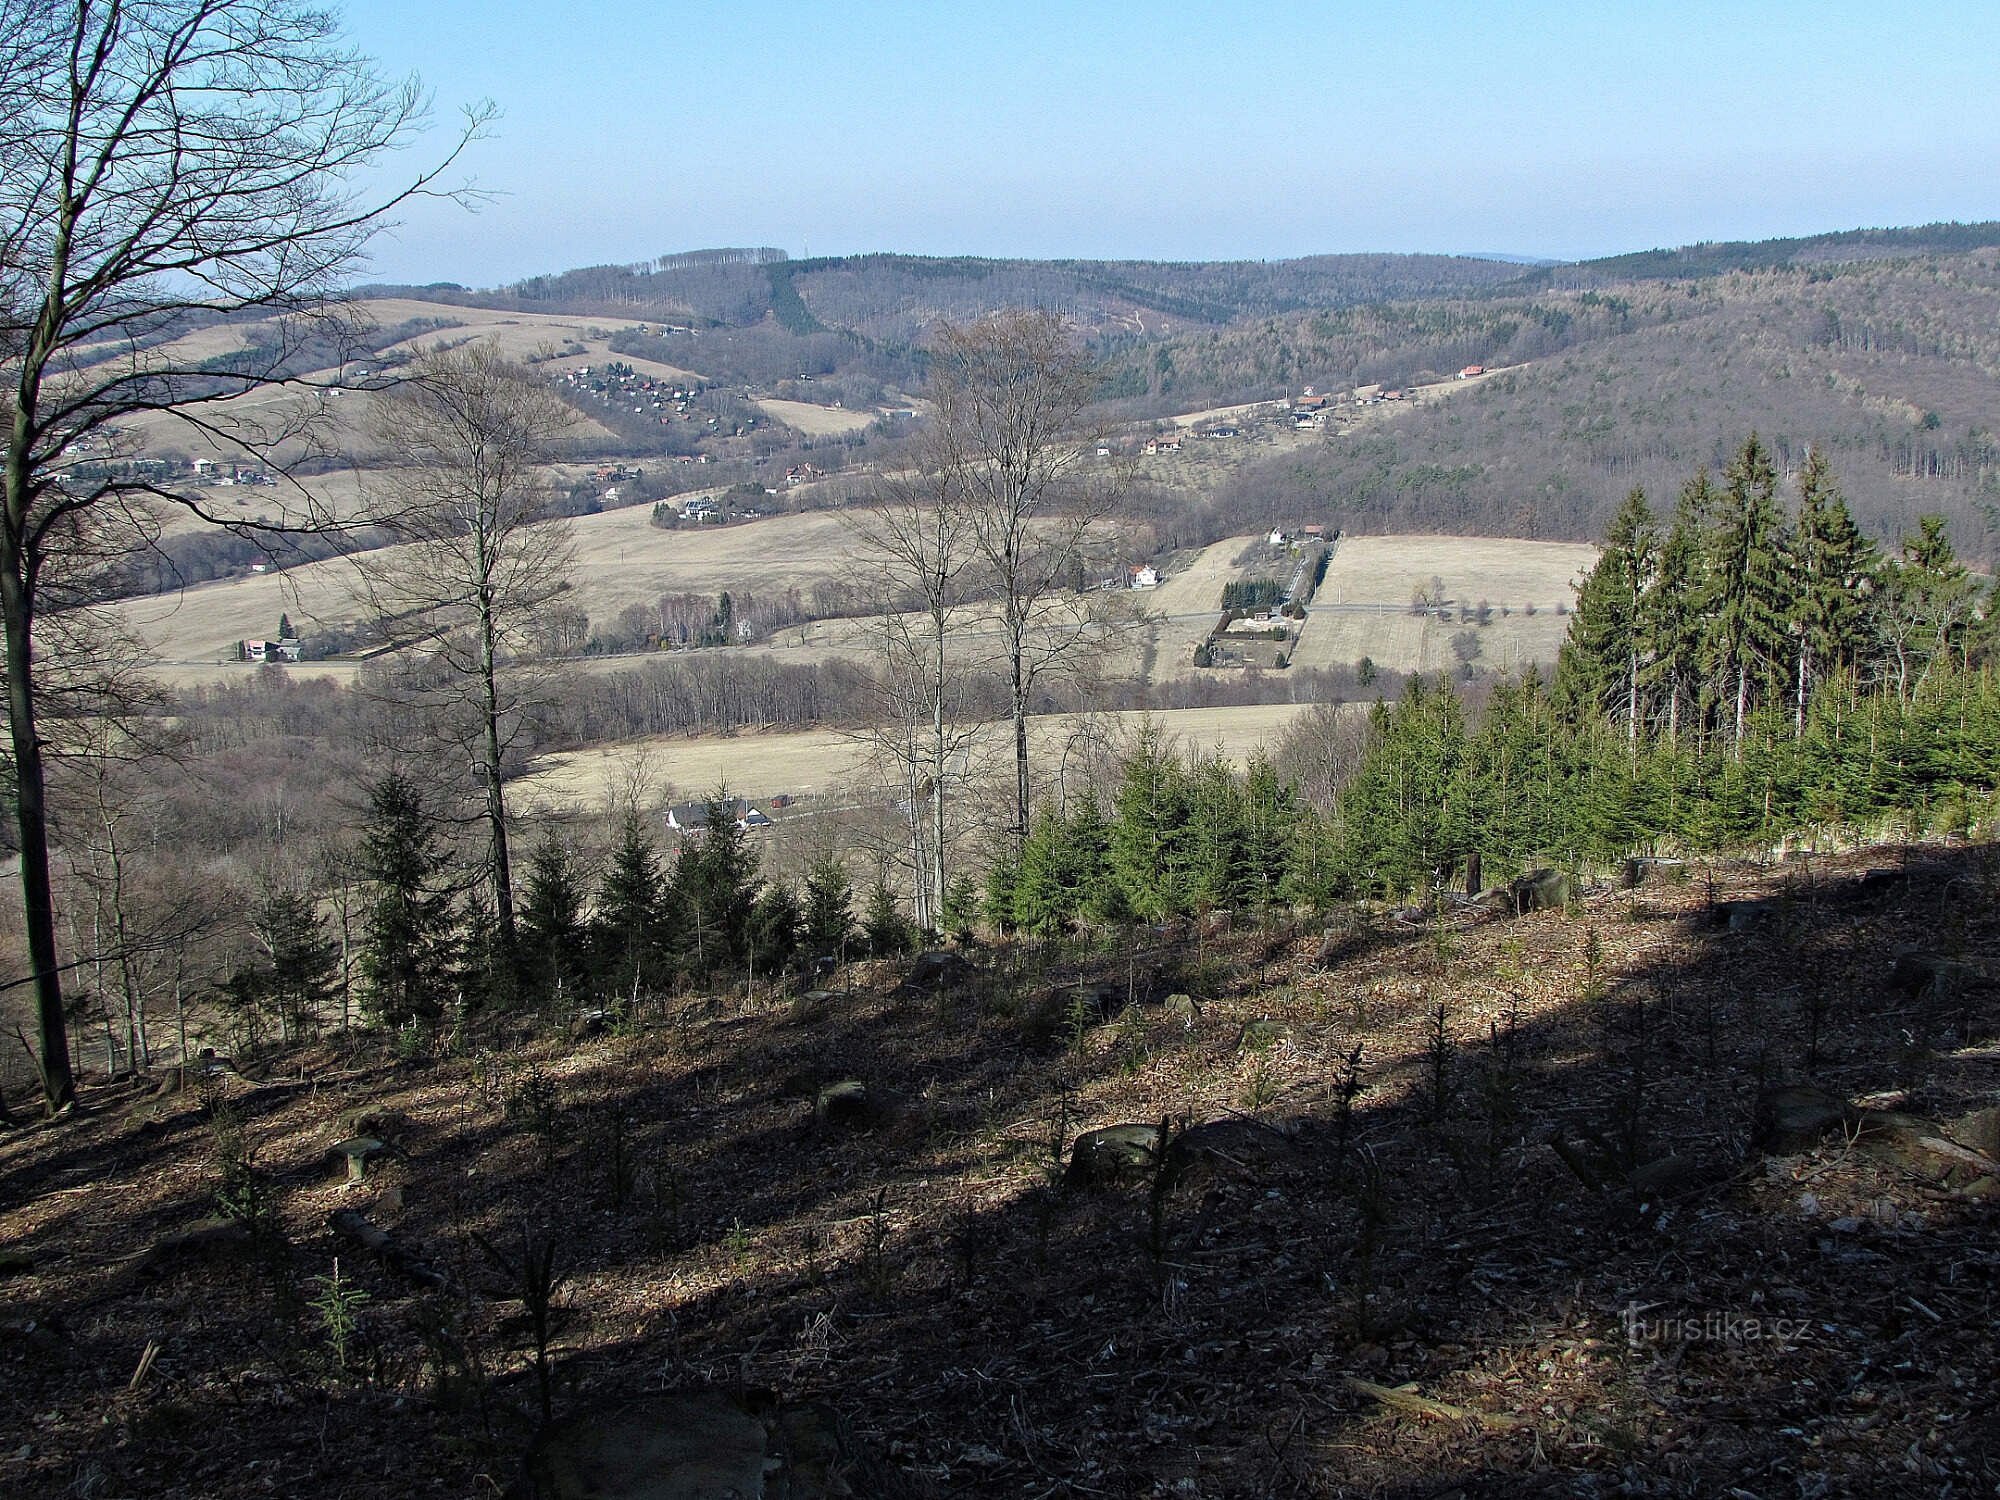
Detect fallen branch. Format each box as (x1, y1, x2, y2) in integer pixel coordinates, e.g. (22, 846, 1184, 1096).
(1345, 1376, 1528, 1431)
(329, 1209, 459, 1297)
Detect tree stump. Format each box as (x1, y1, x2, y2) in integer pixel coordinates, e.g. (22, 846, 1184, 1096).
(1066, 1123, 1163, 1188)
(525, 1391, 852, 1499)
(330, 1136, 386, 1184)
(1510, 869, 1571, 914)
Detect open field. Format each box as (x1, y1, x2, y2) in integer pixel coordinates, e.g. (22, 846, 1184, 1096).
(516, 703, 1320, 811)
(754, 398, 879, 437)
(1287, 533, 1591, 674)
(118, 500, 879, 663)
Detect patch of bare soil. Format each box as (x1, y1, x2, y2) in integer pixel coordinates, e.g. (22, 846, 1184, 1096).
(2, 845, 1996, 1496)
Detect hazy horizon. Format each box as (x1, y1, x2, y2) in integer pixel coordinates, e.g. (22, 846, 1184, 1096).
(338, 0, 2000, 290)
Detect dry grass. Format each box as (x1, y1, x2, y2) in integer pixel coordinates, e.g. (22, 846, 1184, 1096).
(518, 703, 1317, 811)
(753, 398, 879, 437)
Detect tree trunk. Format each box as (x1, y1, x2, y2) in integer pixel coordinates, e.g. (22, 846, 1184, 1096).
(479, 604, 516, 958)
(0, 553, 73, 1112)
(1012, 650, 1031, 847)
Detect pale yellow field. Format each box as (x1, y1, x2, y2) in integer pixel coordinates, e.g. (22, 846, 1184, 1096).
(1285, 533, 1593, 673)
(1317, 534, 1595, 608)
(516, 703, 1320, 812)
(120, 505, 881, 663)
(754, 399, 879, 437)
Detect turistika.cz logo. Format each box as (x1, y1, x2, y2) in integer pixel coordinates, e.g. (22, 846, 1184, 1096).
(1620, 1303, 1813, 1346)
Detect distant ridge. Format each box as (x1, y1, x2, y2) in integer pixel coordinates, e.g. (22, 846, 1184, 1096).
(1536, 220, 2000, 285)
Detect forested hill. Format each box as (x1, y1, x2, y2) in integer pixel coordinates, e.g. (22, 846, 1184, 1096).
(1159, 250, 2000, 562)
(371, 250, 1534, 335)
(1541, 219, 2000, 286)
(357, 226, 2000, 560)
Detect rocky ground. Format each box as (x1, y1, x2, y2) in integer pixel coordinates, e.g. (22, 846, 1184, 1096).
(2, 844, 1997, 1498)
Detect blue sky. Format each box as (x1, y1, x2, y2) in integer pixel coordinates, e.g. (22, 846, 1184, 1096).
(341, 0, 2000, 287)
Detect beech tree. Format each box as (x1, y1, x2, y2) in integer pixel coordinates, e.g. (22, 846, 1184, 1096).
(929, 311, 1112, 843)
(1, 0, 485, 1110)
(360, 345, 578, 967)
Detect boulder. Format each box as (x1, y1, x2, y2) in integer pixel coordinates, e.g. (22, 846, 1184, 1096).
(525, 1391, 852, 1499)
(1066, 1123, 1163, 1187)
(1162, 1119, 1295, 1189)
(1711, 898, 1778, 934)
(1752, 1086, 1858, 1154)
(1510, 869, 1571, 914)
(1852, 868, 1909, 903)
(337, 1104, 401, 1140)
(1237, 1018, 1286, 1052)
(897, 950, 974, 998)
(1888, 950, 1976, 998)
(1161, 993, 1199, 1027)
(813, 1081, 881, 1129)
(569, 1009, 613, 1043)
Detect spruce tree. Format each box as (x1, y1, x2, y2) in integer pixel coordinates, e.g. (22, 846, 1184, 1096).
(1557, 487, 1655, 741)
(591, 811, 666, 1001)
(1641, 475, 1712, 747)
(749, 881, 802, 977)
(801, 853, 856, 962)
(358, 773, 459, 1027)
(1703, 437, 1792, 751)
(1788, 451, 1878, 730)
(518, 835, 591, 1007)
(670, 797, 759, 977)
(235, 889, 341, 1042)
(1109, 727, 1189, 922)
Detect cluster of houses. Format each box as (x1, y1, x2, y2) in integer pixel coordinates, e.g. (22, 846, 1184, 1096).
(239, 636, 303, 663)
(193, 459, 271, 485)
(679, 495, 722, 522)
(782, 462, 826, 487)
(665, 798, 776, 834)
(556, 364, 724, 433)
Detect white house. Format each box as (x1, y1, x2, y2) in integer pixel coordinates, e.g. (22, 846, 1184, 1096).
(1129, 565, 1160, 590)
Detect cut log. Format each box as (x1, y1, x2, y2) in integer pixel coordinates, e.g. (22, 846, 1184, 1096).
(328, 1208, 458, 1296)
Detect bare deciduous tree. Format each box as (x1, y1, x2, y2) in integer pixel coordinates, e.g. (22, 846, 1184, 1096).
(848, 464, 984, 931)
(358, 344, 578, 963)
(929, 310, 1115, 843)
(1, 0, 486, 1110)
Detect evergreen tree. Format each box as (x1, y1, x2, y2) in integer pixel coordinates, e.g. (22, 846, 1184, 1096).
(1788, 451, 1878, 731)
(1237, 752, 1295, 912)
(862, 879, 915, 957)
(669, 799, 759, 979)
(1557, 487, 1655, 740)
(801, 853, 856, 962)
(1109, 727, 1190, 921)
(1876, 515, 1980, 701)
(591, 811, 667, 1000)
(358, 773, 459, 1027)
(749, 881, 802, 977)
(1640, 475, 1712, 748)
(518, 835, 591, 1006)
(1180, 754, 1251, 913)
(227, 889, 341, 1043)
(1703, 437, 1792, 750)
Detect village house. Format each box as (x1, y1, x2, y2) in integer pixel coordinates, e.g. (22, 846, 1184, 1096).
(1129, 564, 1160, 590)
(240, 637, 303, 664)
(666, 799, 773, 834)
